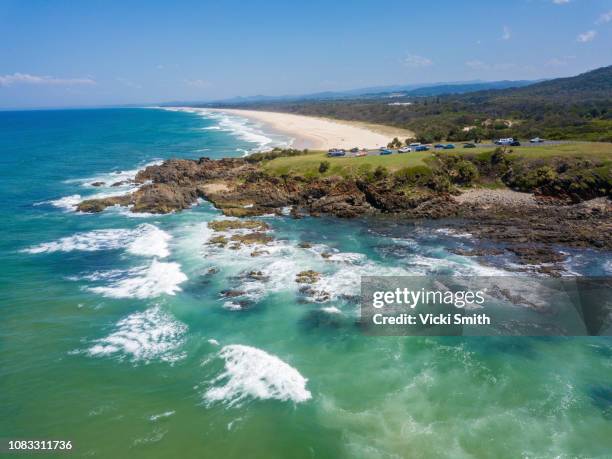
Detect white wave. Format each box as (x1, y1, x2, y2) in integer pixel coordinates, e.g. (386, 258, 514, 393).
(88, 259, 187, 299)
(204, 344, 311, 406)
(88, 306, 187, 363)
(434, 228, 473, 239)
(321, 306, 342, 314)
(324, 252, 366, 264)
(149, 411, 176, 422)
(24, 223, 171, 258)
(127, 225, 172, 258)
(158, 107, 291, 152)
(43, 194, 82, 211)
(67, 159, 163, 188)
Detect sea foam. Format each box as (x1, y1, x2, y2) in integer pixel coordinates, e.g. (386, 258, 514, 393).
(158, 107, 290, 152)
(88, 259, 187, 299)
(24, 223, 171, 258)
(204, 344, 312, 406)
(88, 306, 187, 363)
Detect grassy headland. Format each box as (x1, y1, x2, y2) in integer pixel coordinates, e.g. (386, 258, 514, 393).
(257, 143, 611, 201)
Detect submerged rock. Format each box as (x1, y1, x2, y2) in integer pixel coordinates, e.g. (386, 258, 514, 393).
(229, 232, 273, 246)
(208, 219, 269, 232)
(295, 270, 321, 284)
(208, 235, 228, 247)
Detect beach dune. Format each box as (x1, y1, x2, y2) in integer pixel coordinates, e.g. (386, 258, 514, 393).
(208, 108, 414, 150)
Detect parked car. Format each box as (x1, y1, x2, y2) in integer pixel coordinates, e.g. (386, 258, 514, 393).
(398, 146, 411, 153)
(327, 150, 345, 157)
(494, 137, 514, 146)
(415, 145, 429, 152)
(443, 144, 455, 149)
(434, 144, 445, 149)
(350, 147, 359, 153)
(510, 141, 521, 146)
(530, 137, 543, 143)
(409, 142, 421, 147)
(463, 143, 476, 148)
(355, 151, 368, 157)
(379, 149, 393, 155)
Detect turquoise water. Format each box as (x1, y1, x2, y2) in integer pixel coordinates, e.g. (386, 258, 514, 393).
(1, 108, 611, 458)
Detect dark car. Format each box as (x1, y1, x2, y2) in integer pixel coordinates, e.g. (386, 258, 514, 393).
(350, 147, 359, 153)
(415, 145, 430, 152)
(327, 150, 345, 157)
(463, 143, 476, 148)
(434, 144, 445, 149)
(510, 141, 521, 146)
(443, 144, 455, 149)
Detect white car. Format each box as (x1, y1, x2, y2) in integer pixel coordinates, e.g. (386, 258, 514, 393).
(530, 137, 544, 143)
(398, 146, 411, 153)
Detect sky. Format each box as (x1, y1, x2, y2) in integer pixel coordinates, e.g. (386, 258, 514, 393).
(0, 0, 611, 109)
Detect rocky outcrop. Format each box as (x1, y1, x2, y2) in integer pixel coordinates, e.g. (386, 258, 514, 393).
(75, 156, 611, 261)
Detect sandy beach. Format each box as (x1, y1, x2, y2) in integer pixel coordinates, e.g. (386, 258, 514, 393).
(208, 108, 414, 150)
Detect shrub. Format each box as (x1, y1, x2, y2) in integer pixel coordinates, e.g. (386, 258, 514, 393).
(454, 160, 479, 185)
(373, 165, 389, 181)
(318, 161, 330, 174)
(394, 165, 433, 185)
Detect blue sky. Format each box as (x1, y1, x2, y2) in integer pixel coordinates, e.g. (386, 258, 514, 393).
(0, 0, 611, 108)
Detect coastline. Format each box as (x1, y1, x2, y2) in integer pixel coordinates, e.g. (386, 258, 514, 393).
(206, 108, 415, 150)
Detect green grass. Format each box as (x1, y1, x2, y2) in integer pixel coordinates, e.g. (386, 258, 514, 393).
(446, 142, 611, 161)
(262, 151, 431, 177)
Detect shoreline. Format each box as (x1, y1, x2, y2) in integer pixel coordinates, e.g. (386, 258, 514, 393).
(206, 108, 414, 150)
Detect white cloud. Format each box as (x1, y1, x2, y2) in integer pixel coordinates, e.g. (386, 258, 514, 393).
(402, 54, 433, 68)
(0, 73, 95, 87)
(501, 26, 511, 40)
(596, 10, 612, 24)
(552, 0, 570, 4)
(185, 79, 211, 88)
(577, 30, 596, 42)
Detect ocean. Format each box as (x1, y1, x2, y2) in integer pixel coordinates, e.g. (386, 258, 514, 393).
(1, 107, 610, 458)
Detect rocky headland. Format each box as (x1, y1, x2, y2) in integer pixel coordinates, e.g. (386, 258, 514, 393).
(76, 151, 611, 273)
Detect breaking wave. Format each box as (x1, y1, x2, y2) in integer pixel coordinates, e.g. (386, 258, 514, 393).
(87, 259, 187, 299)
(23, 223, 171, 258)
(158, 107, 290, 152)
(87, 306, 187, 363)
(204, 344, 311, 406)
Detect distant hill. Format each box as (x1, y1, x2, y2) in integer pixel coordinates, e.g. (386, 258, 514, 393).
(377, 80, 535, 98)
(222, 65, 612, 143)
(194, 80, 537, 106)
(459, 65, 612, 104)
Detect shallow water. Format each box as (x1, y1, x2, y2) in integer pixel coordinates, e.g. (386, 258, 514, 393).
(1, 108, 610, 458)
